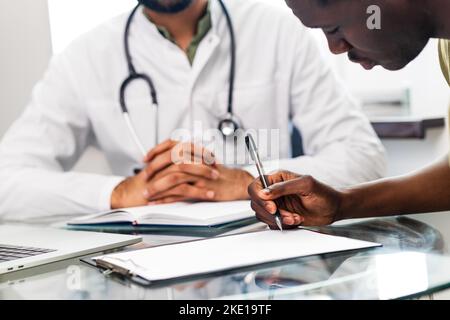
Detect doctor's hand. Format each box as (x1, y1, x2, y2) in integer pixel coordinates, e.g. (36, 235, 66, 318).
(110, 161, 222, 209)
(111, 140, 250, 208)
(111, 140, 218, 208)
(144, 164, 254, 204)
(248, 171, 343, 228)
(137, 139, 253, 204)
(143, 139, 216, 167)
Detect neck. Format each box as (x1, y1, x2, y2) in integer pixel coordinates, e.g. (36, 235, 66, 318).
(144, 0, 208, 51)
(423, 0, 450, 39)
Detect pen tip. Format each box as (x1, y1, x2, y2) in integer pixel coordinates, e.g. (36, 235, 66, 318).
(275, 216, 283, 232)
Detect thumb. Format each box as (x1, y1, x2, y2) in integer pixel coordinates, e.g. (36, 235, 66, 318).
(259, 175, 316, 199)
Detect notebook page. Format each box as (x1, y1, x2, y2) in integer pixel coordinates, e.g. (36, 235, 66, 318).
(94, 229, 381, 282)
(67, 201, 253, 226)
(127, 201, 252, 223)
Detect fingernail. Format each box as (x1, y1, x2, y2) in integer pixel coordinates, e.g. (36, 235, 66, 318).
(261, 188, 271, 195)
(211, 170, 220, 179)
(143, 190, 150, 198)
(265, 204, 275, 214)
(284, 217, 294, 225)
(206, 190, 215, 199)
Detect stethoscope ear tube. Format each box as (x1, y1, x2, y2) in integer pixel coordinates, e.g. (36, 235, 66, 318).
(120, 73, 158, 114)
(120, 73, 159, 156)
(217, 0, 236, 116)
(123, 111, 147, 157)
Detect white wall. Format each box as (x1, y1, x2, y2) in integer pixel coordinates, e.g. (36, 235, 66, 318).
(311, 33, 450, 119)
(48, 0, 135, 54)
(0, 0, 52, 136)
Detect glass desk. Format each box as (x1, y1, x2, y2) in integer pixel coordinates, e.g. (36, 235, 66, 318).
(1, 213, 450, 300)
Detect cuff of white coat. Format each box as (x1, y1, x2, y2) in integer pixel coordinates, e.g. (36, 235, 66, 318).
(98, 176, 126, 211)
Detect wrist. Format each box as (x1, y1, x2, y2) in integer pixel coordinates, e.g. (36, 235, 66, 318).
(111, 179, 127, 209)
(335, 188, 356, 222)
(239, 169, 255, 200)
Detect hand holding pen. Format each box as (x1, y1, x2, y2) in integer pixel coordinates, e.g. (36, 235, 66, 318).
(248, 169, 341, 228)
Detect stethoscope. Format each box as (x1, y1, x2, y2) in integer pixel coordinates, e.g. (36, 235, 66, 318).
(120, 0, 240, 157)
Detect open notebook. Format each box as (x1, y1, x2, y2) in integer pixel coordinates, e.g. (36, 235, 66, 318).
(67, 201, 255, 229)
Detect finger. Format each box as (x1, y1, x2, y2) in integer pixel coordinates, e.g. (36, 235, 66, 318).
(149, 163, 220, 185)
(293, 214, 304, 225)
(252, 201, 278, 228)
(259, 175, 316, 200)
(249, 170, 294, 199)
(148, 196, 185, 205)
(146, 184, 215, 202)
(161, 163, 220, 181)
(282, 195, 307, 216)
(144, 140, 178, 162)
(264, 172, 289, 185)
(144, 172, 202, 199)
(279, 209, 304, 227)
(171, 142, 216, 166)
(248, 180, 277, 214)
(252, 203, 299, 230)
(144, 149, 174, 179)
(247, 179, 264, 198)
(145, 140, 217, 166)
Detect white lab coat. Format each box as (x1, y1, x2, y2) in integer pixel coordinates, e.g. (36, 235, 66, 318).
(0, 0, 385, 219)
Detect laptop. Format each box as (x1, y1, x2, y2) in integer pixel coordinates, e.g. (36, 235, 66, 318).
(0, 225, 142, 275)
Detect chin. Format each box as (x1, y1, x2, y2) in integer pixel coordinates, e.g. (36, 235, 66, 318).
(380, 60, 409, 71)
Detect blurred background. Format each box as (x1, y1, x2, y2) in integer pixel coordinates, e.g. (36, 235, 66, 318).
(1, 0, 448, 178)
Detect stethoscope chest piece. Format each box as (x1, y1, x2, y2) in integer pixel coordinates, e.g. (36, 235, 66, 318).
(218, 113, 242, 138)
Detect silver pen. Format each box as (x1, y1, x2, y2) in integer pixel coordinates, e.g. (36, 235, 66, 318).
(245, 134, 283, 231)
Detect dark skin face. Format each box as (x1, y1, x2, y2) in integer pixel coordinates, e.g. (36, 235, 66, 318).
(286, 0, 432, 70)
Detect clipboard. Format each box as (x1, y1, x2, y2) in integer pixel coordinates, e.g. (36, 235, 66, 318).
(82, 229, 381, 288)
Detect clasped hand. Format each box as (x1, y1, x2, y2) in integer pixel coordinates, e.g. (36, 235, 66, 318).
(111, 140, 254, 209)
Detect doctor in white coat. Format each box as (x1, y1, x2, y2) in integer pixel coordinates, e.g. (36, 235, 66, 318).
(0, 0, 385, 218)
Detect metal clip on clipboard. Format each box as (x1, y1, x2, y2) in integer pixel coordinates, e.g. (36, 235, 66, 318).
(96, 259, 132, 277)
(82, 257, 154, 286)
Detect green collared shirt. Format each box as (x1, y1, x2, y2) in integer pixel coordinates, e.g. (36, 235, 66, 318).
(146, 2, 212, 65)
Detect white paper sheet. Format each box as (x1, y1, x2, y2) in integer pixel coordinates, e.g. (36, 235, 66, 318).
(94, 229, 381, 282)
